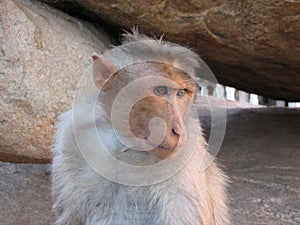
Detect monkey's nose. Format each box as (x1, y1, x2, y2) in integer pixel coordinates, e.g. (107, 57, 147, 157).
(172, 123, 181, 136)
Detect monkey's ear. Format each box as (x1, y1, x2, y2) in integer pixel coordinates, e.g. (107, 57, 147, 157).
(92, 53, 117, 89)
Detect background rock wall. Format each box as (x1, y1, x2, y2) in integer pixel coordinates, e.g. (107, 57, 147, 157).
(0, 0, 112, 163)
(43, 0, 300, 101)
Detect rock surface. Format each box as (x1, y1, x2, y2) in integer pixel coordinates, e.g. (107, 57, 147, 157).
(0, 107, 299, 225)
(0, 163, 54, 225)
(43, 0, 300, 101)
(219, 108, 300, 224)
(0, 0, 111, 163)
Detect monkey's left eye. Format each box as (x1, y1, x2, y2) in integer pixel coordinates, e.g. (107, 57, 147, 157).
(154, 86, 168, 95)
(177, 89, 186, 97)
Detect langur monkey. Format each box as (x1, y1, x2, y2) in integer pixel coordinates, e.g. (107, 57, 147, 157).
(51, 30, 230, 225)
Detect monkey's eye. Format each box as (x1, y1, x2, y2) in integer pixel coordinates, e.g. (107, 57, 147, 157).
(154, 86, 168, 95)
(177, 89, 186, 97)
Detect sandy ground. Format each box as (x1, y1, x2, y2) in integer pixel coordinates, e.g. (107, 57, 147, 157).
(218, 108, 300, 225)
(0, 106, 299, 225)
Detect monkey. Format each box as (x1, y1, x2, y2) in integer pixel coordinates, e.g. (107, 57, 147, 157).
(51, 30, 230, 225)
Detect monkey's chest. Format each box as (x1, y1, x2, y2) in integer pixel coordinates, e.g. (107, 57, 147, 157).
(93, 183, 201, 225)
(109, 188, 157, 224)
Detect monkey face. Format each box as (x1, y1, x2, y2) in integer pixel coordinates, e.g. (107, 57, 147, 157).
(129, 96, 184, 159)
(95, 60, 197, 160)
(126, 64, 196, 159)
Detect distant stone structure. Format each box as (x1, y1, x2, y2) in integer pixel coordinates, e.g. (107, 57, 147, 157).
(195, 78, 299, 108)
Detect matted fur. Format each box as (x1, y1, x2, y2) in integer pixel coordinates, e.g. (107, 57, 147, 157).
(51, 31, 230, 225)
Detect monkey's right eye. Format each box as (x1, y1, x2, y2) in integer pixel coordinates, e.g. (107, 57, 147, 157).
(154, 86, 168, 95)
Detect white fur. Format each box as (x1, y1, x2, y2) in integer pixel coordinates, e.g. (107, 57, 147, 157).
(51, 31, 230, 225)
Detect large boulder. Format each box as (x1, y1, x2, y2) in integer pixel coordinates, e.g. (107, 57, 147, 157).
(0, 0, 111, 163)
(43, 0, 300, 101)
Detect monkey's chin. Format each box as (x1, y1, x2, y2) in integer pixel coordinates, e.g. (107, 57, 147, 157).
(148, 145, 179, 160)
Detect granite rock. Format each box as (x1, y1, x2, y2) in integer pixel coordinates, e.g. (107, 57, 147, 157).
(0, 0, 111, 163)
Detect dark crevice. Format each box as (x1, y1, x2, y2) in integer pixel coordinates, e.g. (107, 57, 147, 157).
(40, 0, 125, 44)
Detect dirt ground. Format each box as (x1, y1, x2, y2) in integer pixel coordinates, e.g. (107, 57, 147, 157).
(0, 107, 299, 225)
(218, 108, 300, 225)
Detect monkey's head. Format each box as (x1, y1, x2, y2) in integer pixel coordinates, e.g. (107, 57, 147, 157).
(92, 53, 197, 160)
(93, 29, 203, 159)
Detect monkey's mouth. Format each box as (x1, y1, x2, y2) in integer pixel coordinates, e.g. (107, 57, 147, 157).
(157, 145, 177, 151)
(145, 139, 178, 151)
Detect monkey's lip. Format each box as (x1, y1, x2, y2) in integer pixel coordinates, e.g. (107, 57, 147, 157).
(156, 145, 177, 151)
(145, 139, 177, 151)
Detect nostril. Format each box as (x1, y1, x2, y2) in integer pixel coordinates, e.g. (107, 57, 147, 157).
(172, 129, 179, 136)
(172, 124, 181, 136)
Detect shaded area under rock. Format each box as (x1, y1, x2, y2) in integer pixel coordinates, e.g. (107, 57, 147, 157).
(40, 0, 300, 101)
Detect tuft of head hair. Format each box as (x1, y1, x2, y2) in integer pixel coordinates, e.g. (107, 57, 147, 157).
(110, 28, 201, 77)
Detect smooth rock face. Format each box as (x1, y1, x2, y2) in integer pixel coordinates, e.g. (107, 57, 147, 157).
(43, 0, 300, 101)
(0, 0, 111, 163)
